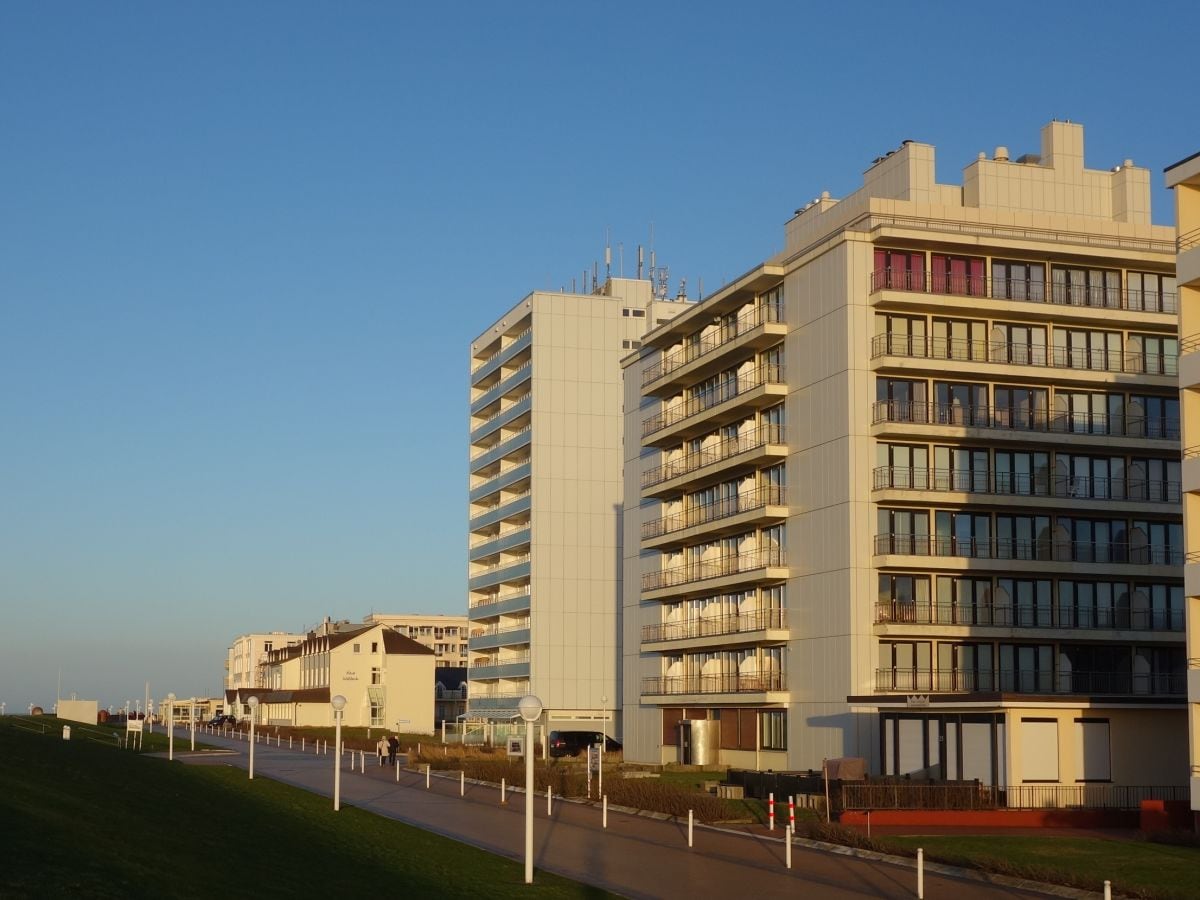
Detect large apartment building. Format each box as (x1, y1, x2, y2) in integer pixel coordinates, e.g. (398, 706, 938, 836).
(467, 277, 684, 731)
(622, 122, 1187, 792)
(362, 612, 469, 668)
(225, 631, 305, 690)
(1166, 150, 1200, 814)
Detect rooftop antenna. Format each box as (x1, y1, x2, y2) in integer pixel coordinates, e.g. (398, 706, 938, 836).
(592, 261, 598, 292)
(605, 228, 612, 282)
(618, 242, 624, 278)
(698, 277, 703, 301)
(637, 245, 644, 279)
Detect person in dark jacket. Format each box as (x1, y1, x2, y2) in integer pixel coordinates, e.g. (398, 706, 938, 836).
(387, 734, 399, 765)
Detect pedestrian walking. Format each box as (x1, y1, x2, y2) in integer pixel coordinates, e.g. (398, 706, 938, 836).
(387, 734, 399, 765)
(376, 735, 387, 767)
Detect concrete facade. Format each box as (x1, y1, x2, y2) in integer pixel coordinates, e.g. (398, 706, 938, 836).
(1166, 148, 1200, 811)
(466, 277, 685, 733)
(225, 631, 305, 690)
(623, 122, 1186, 794)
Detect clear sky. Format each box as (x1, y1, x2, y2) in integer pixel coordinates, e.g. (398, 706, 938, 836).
(1, 1, 1197, 710)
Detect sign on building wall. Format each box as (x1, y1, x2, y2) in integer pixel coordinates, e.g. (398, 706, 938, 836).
(507, 736, 524, 757)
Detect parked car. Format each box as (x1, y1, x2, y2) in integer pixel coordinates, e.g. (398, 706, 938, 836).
(547, 730, 621, 758)
(207, 714, 238, 728)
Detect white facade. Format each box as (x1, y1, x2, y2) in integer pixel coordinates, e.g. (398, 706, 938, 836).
(467, 277, 685, 732)
(225, 631, 305, 690)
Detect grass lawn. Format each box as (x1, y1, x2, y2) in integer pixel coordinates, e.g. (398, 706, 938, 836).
(881, 834, 1200, 900)
(0, 719, 613, 899)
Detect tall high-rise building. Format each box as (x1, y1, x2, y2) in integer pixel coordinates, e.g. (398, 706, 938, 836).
(623, 122, 1186, 794)
(1166, 149, 1200, 815)
(467, 276, 685, 731)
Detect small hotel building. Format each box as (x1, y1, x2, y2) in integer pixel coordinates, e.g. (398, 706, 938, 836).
(623, 122, 1187, 794)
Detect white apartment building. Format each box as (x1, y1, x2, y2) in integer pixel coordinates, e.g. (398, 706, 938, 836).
(1166, 149, 1200, 814)
(623, 122, 1187, 794)
(362, 612, 469, 668)
(225, 631, 305, 690)
(467, 277, 684, 731)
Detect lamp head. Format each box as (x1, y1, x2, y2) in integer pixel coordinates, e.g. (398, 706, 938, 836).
(517, 694, 543, 722)
(331, 694, 347, 711)
(247, 696, 259, 708)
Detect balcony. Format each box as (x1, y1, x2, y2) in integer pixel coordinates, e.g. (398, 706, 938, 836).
(641, 608, 788, 647)
(871, 401, 1179, 445)
(466, 694, 528, 711)
(471, 327, 532, 386)
(869, 269, 1177, 315)
(642, 485, 787, 547)
(872, 467, 1181, 508)
(641, 671, 786, 696)
(873, 533, 1183, 567)
(469, 461, 531, 504)
(871, 333, 1177, 380)
(468, 624, 531, 652)
(642, 365, 786, 445)
(874, 600, 1183, 633)
(642, 301, 786, 395)
(468, 657, 531, 680)
(469, 426, 531, 472)
(469, 491, 531, 531)
(470, 393, 532, 444)
(642, 547, 787, 597)
(467, 555, 531, 592)
(642, 424, 786, 497)
(874, 667, 1185, 697)
(469, 587, 531, 619)
(469, 525, 531, 561)
(470, 361, 532, 416)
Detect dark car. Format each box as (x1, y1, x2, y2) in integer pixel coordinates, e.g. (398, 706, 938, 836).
(207, 714, 237, 728)
(547, 730, 621, 758)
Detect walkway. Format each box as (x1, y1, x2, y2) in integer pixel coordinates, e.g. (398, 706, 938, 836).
(173, 730, 1062, 899)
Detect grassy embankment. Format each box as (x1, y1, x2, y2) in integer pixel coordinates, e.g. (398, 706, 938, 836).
(0, 717, 612, 900)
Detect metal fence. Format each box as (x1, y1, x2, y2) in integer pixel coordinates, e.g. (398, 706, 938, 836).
(841, 781, 1187, 810)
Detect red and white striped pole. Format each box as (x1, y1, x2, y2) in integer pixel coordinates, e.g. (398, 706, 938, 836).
(768, 792, 775, 831)
(789, 796, 795, 830)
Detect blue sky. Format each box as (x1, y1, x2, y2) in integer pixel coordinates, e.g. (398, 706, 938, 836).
(1, 2, 1197, 709)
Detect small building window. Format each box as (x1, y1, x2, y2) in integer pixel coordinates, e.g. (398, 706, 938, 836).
(761, 711, 787, 750)
(353, 643, 361, 654)
(371, 642, 378, 653)
(621, 339, 643, 350)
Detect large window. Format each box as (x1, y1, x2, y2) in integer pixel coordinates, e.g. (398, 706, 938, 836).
(991, 322, 1047, 365)
(933, 445, 989, 492)
(1051, 328, 1122, 371)
(874, 248, 925, 291)
(994, 386, 1047, 430)
(930, 253, 985, 296)
(934, 381, 987, 426)
(931, 318, 986, 361)
(761, 711, 787, 750)
(1050, 266, 1120, 308)
(935, 510, 991, 557)
(995, 449, 1050, 495)
(992, 260, 1045, 301)
(1127, 272, 1176, 313)
(877, 443, 929, 489)
(1131, 394, 1179, 440)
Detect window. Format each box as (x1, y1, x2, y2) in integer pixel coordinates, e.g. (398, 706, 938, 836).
(873, 248, 925, 291)
(1130, 394, 1179, 440)
(931, 318, 986, 361)
(1050, 266, 1120, 308)
(1130, 520, 1183, 565)
(1058, 580, 1126, 629)
(934, 510, 990, 557)
(877, 509, 929, 554)
(874, 313, 927, 358)
(1127, 272, 1176, 313)
(932, 445, 988, 492)
(994, 450, 1050, 496)
(1127, 335, 1177, 376)
(371, 667, 382, 685)
(878, 641, 932, 690)
(930, 253, 985, 296)
(621, 307, 646, 318)
(933, 381, 987, 426)
(936, 641, 994, 691)
(353, 643, 361, 654)
(934, 577, 991, 626)
(995, 577, 1052, 627)
(1054, 454, 1125, 500)
(992, 260, 1045, 301)
(991, 323, 1046, 366)
(994, 386, 1047, 430)
(879, 574, 931, 622)
(1019, 719, 1059, 782)
(1000, 644, 1053, 693)
(876, 443, 929, 490)
(1075, 719, 1111, 782)
(876, 377, 927, 423)
(761, 711, 787, 750)
(1051, 328, 1122, 371)
(621, 339, 643, 349)
(1056, 391, 1124, 436)
(371, 642, 378, 653)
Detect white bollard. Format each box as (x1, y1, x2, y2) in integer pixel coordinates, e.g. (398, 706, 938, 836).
(1103, 882, 1111, 900)
(603, 795, 608, 829)
(425, 764, 430, 789)
(688, 809, 694, 848)
(501, 777, 506, 803)
(786, 825, 792, 869)
(460, 770, 465, 796)
(547, 787, 552, 816)
(396, 759, 400, 783)
(917, 848, 924, 899)
(360, 750, 365, 773)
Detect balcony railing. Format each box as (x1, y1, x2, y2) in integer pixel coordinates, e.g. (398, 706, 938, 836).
(871, 401, 1179, 442)
(869, 269, 1177, 315)
(871, 333, 1178, 377)
(874, 600, 1183, 632)
(469, 586, 530, 610)
(641, 672, 786, 695)
(642, 300, 786, 386)
(471, 327, 532, 377)
(872, 466, 1181, 504)
(642, 424, 785, 489)
(469, 620, 531, 639)
(470, 653, 530, 668)
(642, 547, 786, 591)
(873, 533, 1183, 566)
(642, 364, 785, 438)
(875, 667, 1185, 696)
(1179, 226, 1200, 253)
(641, 485, 786, 540)
(641, 608, 788, 643)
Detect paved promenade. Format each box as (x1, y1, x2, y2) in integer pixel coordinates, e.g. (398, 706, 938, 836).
(174, 730, 1062, 899)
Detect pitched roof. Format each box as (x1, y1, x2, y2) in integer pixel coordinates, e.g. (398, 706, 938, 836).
(382, 630, 436, 656)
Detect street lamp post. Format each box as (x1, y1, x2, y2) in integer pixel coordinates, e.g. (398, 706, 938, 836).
(331, 695, 347, 810)
(190, 699, 196, 751)
(247, 696, 259, 779)
(518, 694, 543, 885)
(600, 695, 607, 798)
(166, 693, 176, 761)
